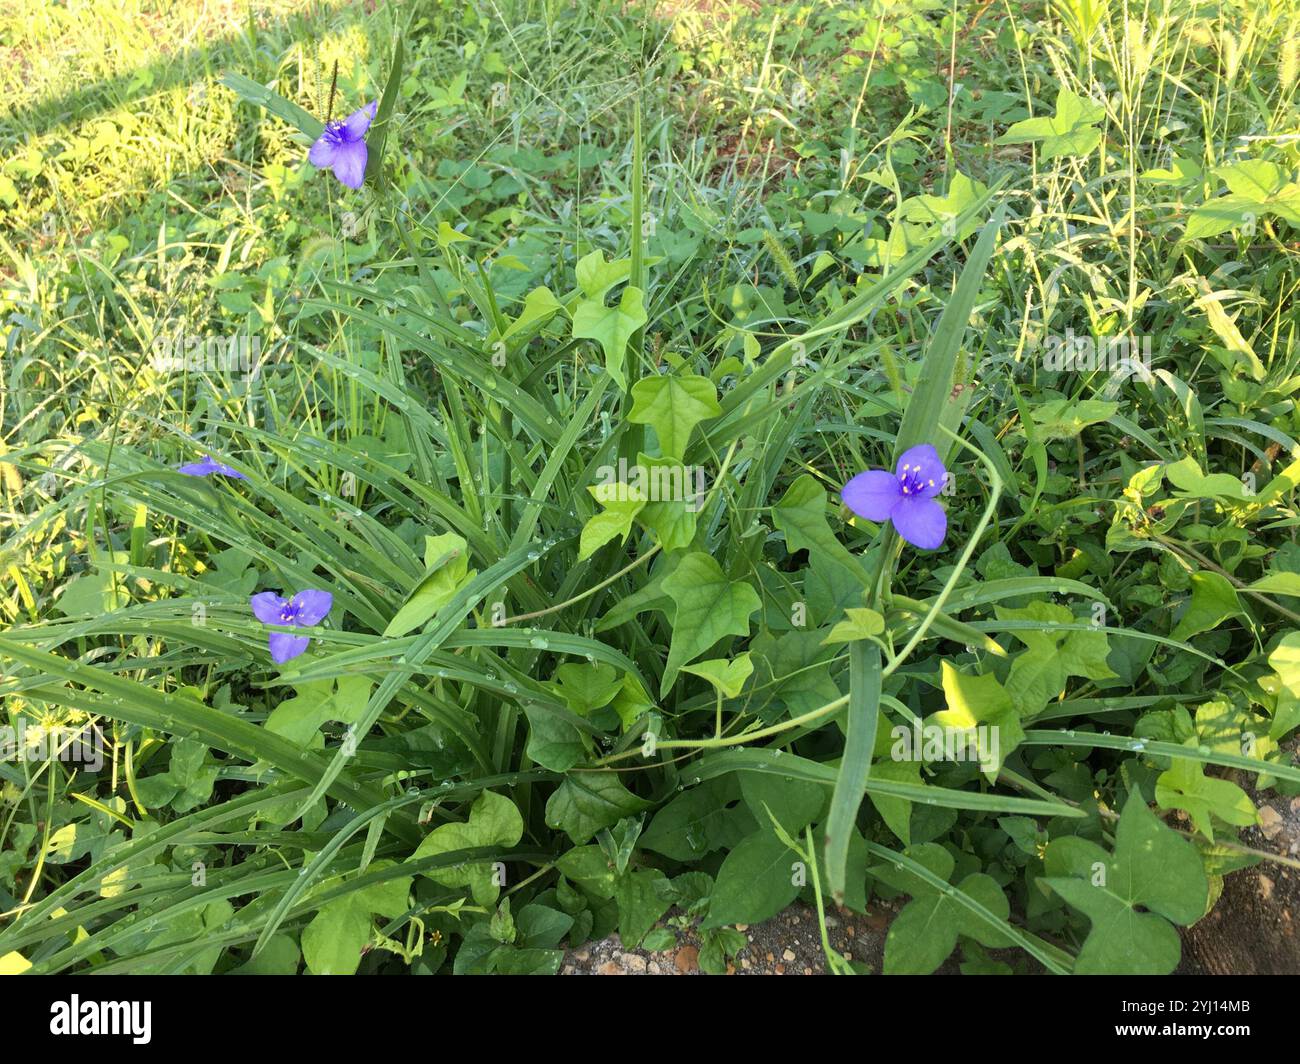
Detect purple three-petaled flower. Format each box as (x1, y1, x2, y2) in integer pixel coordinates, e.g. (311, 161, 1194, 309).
(841, 443, 948, 550)
(250, 589, 334, 663)
(179, 455, 246, 479)
(307, 102, 377, 190)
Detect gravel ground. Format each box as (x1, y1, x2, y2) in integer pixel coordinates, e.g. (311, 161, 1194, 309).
(561, 902, 899, 975)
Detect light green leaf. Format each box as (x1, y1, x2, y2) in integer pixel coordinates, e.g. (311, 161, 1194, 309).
(1155, 754, 1257, 840)
(1171, 571, 1241, 640)
(680, 654, 753, 698)
(633, 453, 700, 551)
(579, 481, 646, 560)
(413, 790, 523, 906)
(997, 88, 1105, 159)
(574, 250, 633, 301)
(628, 373, 721, 460)
(572, 286, 648, 393)
(1030, 399, 1118, 439)
(659, 553, 761, 694)
(933, 661, 1023, 777)
(822, 607, 885, 645)
(384, 533, 472, 637)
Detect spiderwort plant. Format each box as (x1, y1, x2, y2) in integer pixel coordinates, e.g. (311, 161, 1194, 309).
(308, 102, 377, 189)
(842, 443, 948, 550)
(179, 455, 246, 479)
(250, 590, 334, 663)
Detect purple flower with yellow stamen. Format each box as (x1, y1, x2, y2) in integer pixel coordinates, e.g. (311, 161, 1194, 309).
(250, 589, 333, 663)
(179, 455, 246, 479)
(842, 443, 948, 550)
(308, 102, 377, 190)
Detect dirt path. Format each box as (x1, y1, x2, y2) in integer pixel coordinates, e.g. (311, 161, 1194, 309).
(1179, 745, 1300, 975)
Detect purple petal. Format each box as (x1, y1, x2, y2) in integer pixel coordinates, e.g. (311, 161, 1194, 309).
(331, 139, 368, 189)
(891, 496, 947, 550)
(342, 102, 377, 140)
(203, 457, 245, 479)
(269, 631, 311, 664)
(895, 444, 946, 499)
(841, 469, 902, 522)
(290, 589, 333, 627)
(179, 456, 219, 476)
(308, 132, 340, 168)
(250, 592, 287, 624)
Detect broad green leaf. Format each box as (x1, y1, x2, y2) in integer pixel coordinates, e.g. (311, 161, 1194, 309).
(659, 553, 761, 694)
(302, 863, 412, 976)
(1164, 455, 1253, 501)
(572, 286, 648, 393)
(551, 662, 622, 716)
(614, 869, 672, 948)
(995, 602, 1116, 715)
(740, 771, 826, 836)
(771, 475, 864, 586)
(1042, 792, 1208, 974)
(384, 533, 472, 637)
(628, 373, 721, 460)
(997, 88, 1105, 158)
(265, 675, 371, 748)
(640, 777, 756, 861)
(701, 829, 799, 928)
(1185, 194, 1267, 240)
(524, 705, 587, 773)
(413, 790, 523, 905)
(870, 843, 1012, 974)
(680, 654, 753, 698)
(1216, 160, 1287, 200)
(545, 774, 651, 844)
(579, 481, 646, 560)
(1171, 571, 1241, 640)
(1155, 755, 1257, 840)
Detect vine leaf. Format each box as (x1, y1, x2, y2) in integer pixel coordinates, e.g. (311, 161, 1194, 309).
(660, 553, 761, 695)
(1155, 754, 1258, 840)
(997, 87, 1104, 159)
(869, 843, 1012, 974)
(413, 790, 523, 906)
(627, 373, 720, 459)
(1041, 791, 1208, 974)
(572, 286, 647, 393)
